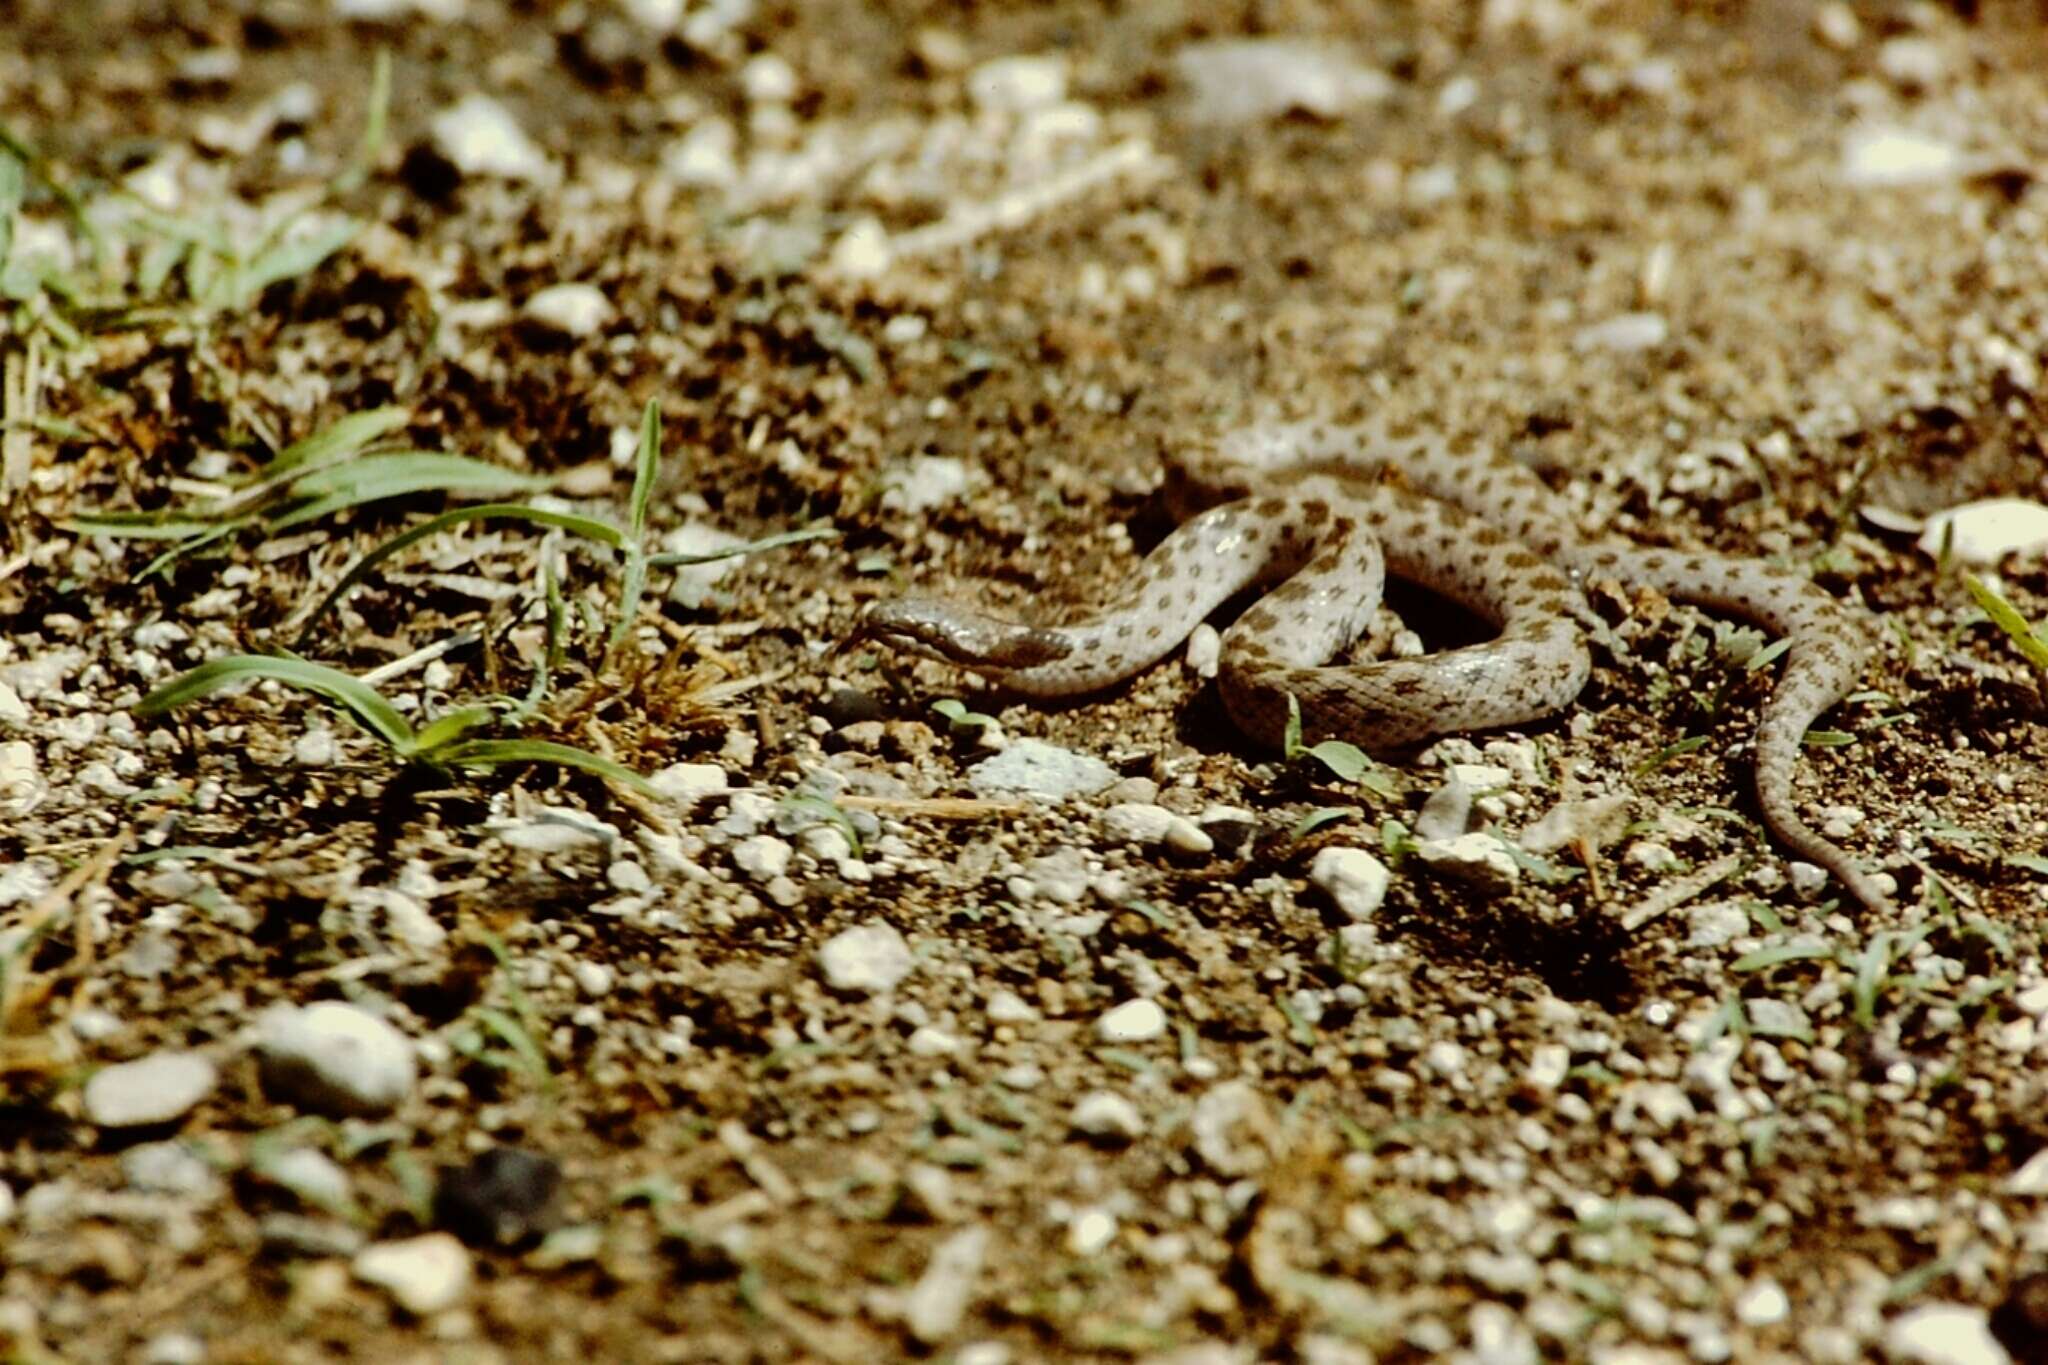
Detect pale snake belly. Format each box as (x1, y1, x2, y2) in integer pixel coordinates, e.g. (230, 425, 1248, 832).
(859, 420, 1891, 913)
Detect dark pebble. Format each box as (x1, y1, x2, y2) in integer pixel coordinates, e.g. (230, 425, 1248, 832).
(820, 687, 888, 728)
(435, 1147, 564, 1249)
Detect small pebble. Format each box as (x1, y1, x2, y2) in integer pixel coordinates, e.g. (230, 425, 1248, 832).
(256, 1001, 417, 1118)
(522, 283, 612, 338)
(1096, 999, 1167, 1044)
(1309, 847, 1389, 923)
(353, 1232, 474, 1316)
(966, 740, 1115, 800)
(435, 1147, 563, 1248)
(1070, 1091, 1145, 1144)
(817, 921, 915, 994)
(428, 94, 552, 182)
(903, 1224, 990, 1345)
(83, 1051, 217, 1129)
(1413, 834, 1520, 897)
(1886, 1303, 2012, 1365)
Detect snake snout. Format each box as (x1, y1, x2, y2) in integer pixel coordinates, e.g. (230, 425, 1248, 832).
(858, 598, 1072, 671)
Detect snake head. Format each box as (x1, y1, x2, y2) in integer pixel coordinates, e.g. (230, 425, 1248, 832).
(853, 598, 1073, 671)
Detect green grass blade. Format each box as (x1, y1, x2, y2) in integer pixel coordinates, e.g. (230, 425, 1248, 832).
(609, 548, 648, 656)
(232, 214, 358, 306)
(139, 519, 252, 579)
(136, 655, 416, 752)
(293, 503, 627, 646)
(432, 738, 657, 795)
(333, 48, 392, 196)
(411, 704, 499, 754)
(630, 399, 660, 541)
(1964, 574, 2048, 674)
(264, 405, 412, 477)
(272, 450, 550, 525)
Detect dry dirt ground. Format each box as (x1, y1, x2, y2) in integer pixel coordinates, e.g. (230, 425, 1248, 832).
(5, 1, 2048, 1362)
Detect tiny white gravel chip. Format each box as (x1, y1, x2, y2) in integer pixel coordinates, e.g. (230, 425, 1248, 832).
(1735, 1278, 1790, 1327)
(354, 1233, 474, 1316)
(256, 1001, 417, 1118)
(1095, 999, 1167, 1044)
(817, 921, 914, 994)
(522, 283, 612, 337)
(1066, 1206, 1117, 1256)
(1070, 1091, 1144, 1144)
(1309, 847, 1390, 922)
(83, 1051, 217, 1128)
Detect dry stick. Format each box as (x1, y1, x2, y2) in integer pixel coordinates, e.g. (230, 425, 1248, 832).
(1617, 852, 1745, 933)
(836, 794, 1028, 821)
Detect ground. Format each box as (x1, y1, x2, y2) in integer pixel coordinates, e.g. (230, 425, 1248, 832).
(4, 1, 2048, 1362)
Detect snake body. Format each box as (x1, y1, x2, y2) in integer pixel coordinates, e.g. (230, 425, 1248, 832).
(861, 420, 1890, 912)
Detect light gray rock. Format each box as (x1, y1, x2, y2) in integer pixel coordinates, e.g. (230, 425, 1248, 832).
(353, 1233, 474, 1316)
(256, 1001, 417, 1118)
(1309, 847, 1390, 923)
(903, 1224, 990, 1345)
(83, 1051, 216, 1128)
(966, 740, 1115, 800)
(817, 921, 914, 994)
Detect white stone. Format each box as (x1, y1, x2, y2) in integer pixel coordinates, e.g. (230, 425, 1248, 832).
(966, 739, 1115, 800)
(1734, 1278, 1790, 1327)
(966, 54, 1067, 114)
(263, 1147, 353, 1212)
(732, 835, 793, 882)
(1413, 834, 1520, 896)
(1523, 1044, 1570, 1094)
(1184, 623, 1222, 678)
(1309, 847, 1389, 922)
(1175, 39, 1391, 125)
(1842, 126, 1961, 186)
(1876, 36, 1945, 90)
(1066, 1206, 1117, 1256)
(353, 1233, 474, 1316)
(907, 1026, 963, 1058)
(256, 1001, 417, 1118)
(429, 94, 553, 182)
(739, 53, 798, 103)
(986, 989, 1040, 1024)
(1573, 312, 1668, 353)
(1883, 1303, 2011, 1365)
(82, 1051, 216, 1128)
(1096, 998, 1167, 1044)
(903, 1224, 990, 1345)
(663, 117, 739, 188)
(650, 761, 730, 805)
(1070, 1091, 1144, 1143)
(523, 283, 612, 338)
(1099, 802, 1212, 853)
(1916, 499, 2048, 566)
(2007, 1146, 2048, 1196)
(0, 681, 25, 725)
(878, 455, 981, 515)
(817, 921, 914, 994)
(571, 961, 614, 998)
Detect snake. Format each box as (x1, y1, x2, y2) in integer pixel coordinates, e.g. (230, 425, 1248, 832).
(857, 419, 1892, 913)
